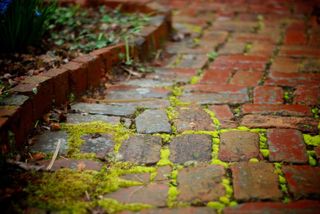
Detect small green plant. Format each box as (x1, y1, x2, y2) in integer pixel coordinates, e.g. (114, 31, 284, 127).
(243, 42, 253, 54)
(0, 0, 57, 52)
(207, 50, 218, 62)
(312, 107, 319, 119)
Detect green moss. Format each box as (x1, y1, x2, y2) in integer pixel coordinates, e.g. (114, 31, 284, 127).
(97, 198, 152, 214)
(221, 178, 233, 206)
(204, 109, 221, 130)
(307, 151, 317, 166)
(207, 201, 225, 212)
(169, 96, 190, 107)
(303, 134, 320, 146)
(211, 159, 229, 168)
(62, 122, 132, 157)
(154, 133, 172, 143)
(237, 126, 250, 131)
(260, 149, 270, 158)
(181, 130, 219, 138)
(167, 167, 180, 207)
(190, 76, 201, 84)
(249, 158, 259, 163)
(157, 147, 172, 166)
(243, 42, 253, 54)
(207, 50, 218, 62)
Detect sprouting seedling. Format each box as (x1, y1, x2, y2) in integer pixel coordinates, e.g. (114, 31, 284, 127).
(124, 36, 133, 65)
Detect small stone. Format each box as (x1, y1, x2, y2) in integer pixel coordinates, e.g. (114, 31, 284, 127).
(106, 182, 168, 207)
(174, 105, 215, 132)
(119, 135, 162, 165)
(169, 134, 212, 164)
(71, 103, 136, 117)
(283, 165, 320, 199)
(231, 162, 282, 201)
(81, 134, 115, 159)
(30, 131, 68, 155)
(219, 131, 260, 162)
(136, 110, 171, 134)
(177, 165, 225, 202)
(267, 129, 308, 163)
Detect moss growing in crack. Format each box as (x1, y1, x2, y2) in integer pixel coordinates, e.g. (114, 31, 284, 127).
(62, 122, 133, 157)
(220, 178, 237, 207)
(210, 137, 229, 168)
(204, 108, 221, 130)
(154, 133, 172, 144)
(190, 76, 201, 84)
(303, 134, 320, 146)
(167, 167, 181, 207)
(157, 147, 172, 166)
(97, 198, 152, 213)
(307, 151, 317, 166)
(207, 201, 225, 213)
(273, 163, 291, 203)
(260, 149, 270, 158)
(243, 42, 253, 54)
(249, 158, 259, 163)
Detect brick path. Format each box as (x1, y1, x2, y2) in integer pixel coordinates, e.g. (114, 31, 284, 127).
(29, 0, 320, 213)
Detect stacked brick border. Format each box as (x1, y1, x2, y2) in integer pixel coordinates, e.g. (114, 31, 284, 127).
(0, 0, 172, 152)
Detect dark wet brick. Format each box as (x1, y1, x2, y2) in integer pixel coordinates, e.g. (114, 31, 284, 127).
(71, 103, 136, 117)
(67, 113, 120, 125)
(30, 131, 68, 155)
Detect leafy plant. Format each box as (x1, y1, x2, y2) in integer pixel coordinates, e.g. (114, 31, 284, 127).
(0, 0, 57, 52)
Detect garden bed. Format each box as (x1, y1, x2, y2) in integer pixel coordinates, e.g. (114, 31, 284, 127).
(0, 0, 171, 151)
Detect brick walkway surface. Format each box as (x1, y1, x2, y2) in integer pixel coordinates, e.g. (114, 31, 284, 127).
(29, 0, 320, 213)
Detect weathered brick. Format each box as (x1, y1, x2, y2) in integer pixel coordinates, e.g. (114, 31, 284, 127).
(219, 131, 260, 162)
(270, 57, 299, 73)
(41, 67, 69, 106)
(106, 183, 168, 207)
(177, 165, 225, 202)
(185, 84, 248, 94)
(136, 110, 171, 134)
(62, 61, 88, 96)
(169, 134, 212, 164)
(283, 165, 320, 199)
(119, 135, 162, 165)
(294, 85, 320, 105)
(267, 129, 308, 163)
(218, 42, 244, 55)
(120, 173, 150, 184)
(230, 70, 263, 86)
(279, 46, 320, 58)
(209, 105, 234, 120)
(241, 115, 319, 133)
(71, 103, 136, 117)
(200, 70, 232, 84)
(315, 146, 320, 160)
(231, 162, 282, 201)
(167, 54, 208, 69)
(253, 86, 283, 104)
(81, 134, 115, 160)
(174, 105, 215, 132)
(242, 104, 312, 116)
(284, 30, 307, 45)
(154, 166, 171, 182)
(36, 159, 103, 171)
(265, 71, 320, 87)
(224, 200, 320, 214)
(180, 92, 249, 105)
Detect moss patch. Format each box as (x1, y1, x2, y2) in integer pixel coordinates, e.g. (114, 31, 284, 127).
(157, 147, 172, 166)
(273, 163, 291, 203)
(303, 134, 320, 147)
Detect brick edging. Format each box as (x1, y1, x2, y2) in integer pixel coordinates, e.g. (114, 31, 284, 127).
(0, 0, 172, 152)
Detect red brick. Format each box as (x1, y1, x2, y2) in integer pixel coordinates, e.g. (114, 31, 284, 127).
(270, 57, 300, 73)
(0, 106, 19, 118)
(219, 131, 260, 162)
(185, 84, 247, 94)
(294, 86, 320, 105)
(233, 32, 276, 44)
(224, 200, 320, 214)
(73, 55, 104, 88)
(0, 117, 8, 128)
(90, 47, 112, 74)
(265, 71, 320, 87)
(248, 42, 274, 57)
(242, 104, 312, 117)
(41, 68, 69, 106)
(283, 165, 320, 199)
(254, 86, 283, 104)
(284, 30, 307, 45)
(230, 70, 263, 86)
(231, 162, 282, 201)
(209, 105, 234, 120)
(241, 115, 319, 133)
(315, 146, 320, 159)
(267, 129, 308, 163)
(200, 70, 232, 84)
(280, 46, 320, 58)
(62, 61, 88, 96)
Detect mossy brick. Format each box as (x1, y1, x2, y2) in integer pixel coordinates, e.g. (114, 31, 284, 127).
(241, 115, 319, 134)
(62, 61, 88, 96)
(41, 67, 69, 106)
(30, 131, 68, 155)
(253, 86, 283, 104)
(283, 165, 320, 199)
(177, 165, 225, 202)
(242, 104, 312, 117)
(169, 134, 212, 164)
(224, 200, 320, 214)
(231, 162, 282, 201)
(73, 54, 104, 88)
(219, 131, 260, 162)
(267, 129, 308, 163)
(80, 134, 115, 160)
